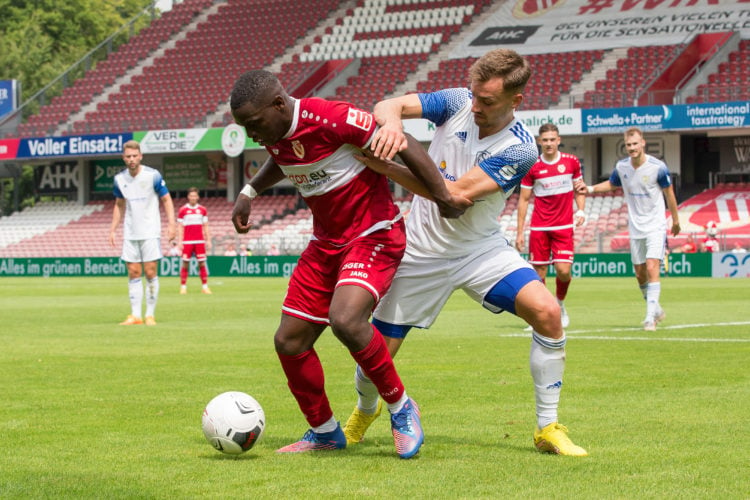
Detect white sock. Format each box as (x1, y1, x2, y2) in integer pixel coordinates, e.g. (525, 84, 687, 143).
(354, 365, 380, 414)
(646, 282, 661, 320)
(386, 393, 409, 414)
(312, 415, 338, 434)
(530, 331, 566, 429)
(639, 283, 648, 300)
(145, 277, 159, 317)
(128, 278, 142, 318)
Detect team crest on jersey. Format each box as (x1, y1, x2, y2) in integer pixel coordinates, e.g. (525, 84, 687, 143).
(346, 108, 373, 131)
(291, 140, 305, 159)
(475, 150, 491, 165)
(558, 165, 566, 173)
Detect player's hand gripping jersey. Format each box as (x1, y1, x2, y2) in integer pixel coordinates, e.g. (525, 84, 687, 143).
(265, 98, 401, 247)
(406, 88, 538, 258)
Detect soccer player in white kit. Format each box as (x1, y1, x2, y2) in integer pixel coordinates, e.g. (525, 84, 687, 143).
(343, 49, 588, 456)
(576, 127, 680, 331)
(109, 140, 176, 326)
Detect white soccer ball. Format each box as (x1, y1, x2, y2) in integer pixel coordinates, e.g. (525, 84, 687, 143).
(202, 391, 265, 454)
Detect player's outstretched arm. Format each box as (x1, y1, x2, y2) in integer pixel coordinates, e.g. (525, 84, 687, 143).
(232, 158, 286, 234)
(575, 179, 614, 195)
(371, 94, 423, 160)
(398, 134, 471, 217)
(354, 150, 429, 198)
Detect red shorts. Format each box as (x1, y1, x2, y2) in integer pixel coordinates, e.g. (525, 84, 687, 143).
(282, 222, 406, 325)
(528, 228, 574, 265)
(182, 243, 207, 261)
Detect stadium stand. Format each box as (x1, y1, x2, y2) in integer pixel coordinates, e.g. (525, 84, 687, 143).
(687, 39, 750, 104)
(0, 194, 302, 257)
(3, 1, 749, 259)
(0, 202, 103, 255)
(17, 0, 214, 138)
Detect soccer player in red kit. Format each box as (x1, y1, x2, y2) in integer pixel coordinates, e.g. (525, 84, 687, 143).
(229, 70, 466, 459)
(177, 187, 212, 294)
(516, 124, 586, 328)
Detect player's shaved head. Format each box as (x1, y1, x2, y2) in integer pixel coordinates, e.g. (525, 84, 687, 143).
(230, 70, 283, 111)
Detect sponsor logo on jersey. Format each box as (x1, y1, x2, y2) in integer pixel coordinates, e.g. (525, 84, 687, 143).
(346, 108, 373, 131)
(291, 140, 305, 159)
(287, 169, 330, 186)
(438, 160, 456, 181)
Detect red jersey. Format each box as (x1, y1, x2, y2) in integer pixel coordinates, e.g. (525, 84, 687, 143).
(520, 152, 582, 231)
(177, 203, 208, 243)
(703, 237, 719, 253)
(266, 98, 400, 246)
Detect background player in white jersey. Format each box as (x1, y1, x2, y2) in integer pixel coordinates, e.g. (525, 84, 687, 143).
(229, 70, 466, 459)
(177, 187, 212, 294)
(109, 140, 176, 326)
(575, 127, 680, 331)
(344, 49, 587, 456)
(516, 123, 586, 328)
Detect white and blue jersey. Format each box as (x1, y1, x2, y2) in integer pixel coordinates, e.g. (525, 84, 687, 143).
(113, 165, 170, 240)
(372, 88, 539, 329)
(609, 154, 672, 239)
(405, 88, 537, 259)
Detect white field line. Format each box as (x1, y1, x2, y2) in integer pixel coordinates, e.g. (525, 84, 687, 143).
(500, 321, 750, 342)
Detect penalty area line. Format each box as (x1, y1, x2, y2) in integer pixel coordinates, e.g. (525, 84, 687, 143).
(500, 321, 750, 343)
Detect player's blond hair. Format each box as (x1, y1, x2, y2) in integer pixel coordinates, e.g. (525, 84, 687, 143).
(469, 49, 531, 95)
(123, 140, 141, 152)
(624, 127, 644, 139)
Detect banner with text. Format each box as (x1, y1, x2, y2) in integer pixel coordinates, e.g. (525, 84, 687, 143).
(0, 254, 732, 278)
(452, 0, 750, 57)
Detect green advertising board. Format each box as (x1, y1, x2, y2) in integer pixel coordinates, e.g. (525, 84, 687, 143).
(162, 155, 208, 191)
(0, 253, 723, 278)
(91, 158, 125, 192)
(542, 252, 713, 278)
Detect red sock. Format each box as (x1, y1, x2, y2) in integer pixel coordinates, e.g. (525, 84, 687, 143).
(351, 325, 404, 405)
(199, 265, 208, 285)
(180, 267, 188, 285)
(277, 349, 332, 427)
(556, 277, 570, 301)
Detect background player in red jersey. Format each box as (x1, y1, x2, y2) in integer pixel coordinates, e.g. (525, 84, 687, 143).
(229, 69, 466, 459)
(177, 186, 212, 294)
(516, 123, 586, 328)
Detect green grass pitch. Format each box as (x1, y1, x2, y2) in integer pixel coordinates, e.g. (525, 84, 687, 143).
(1, 276, 748, 498)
